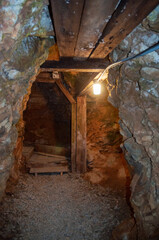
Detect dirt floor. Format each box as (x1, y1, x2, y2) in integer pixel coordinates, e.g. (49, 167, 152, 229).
(0, 173, 131, 240)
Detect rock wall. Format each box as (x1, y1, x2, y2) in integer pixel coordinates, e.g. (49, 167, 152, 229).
(107, 6, 159, 239)
(0, 0, 54, 200)
(85, 85, 130, 190)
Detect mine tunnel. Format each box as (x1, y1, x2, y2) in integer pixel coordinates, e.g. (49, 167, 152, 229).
(23, 78, 72, 174)
(0, 0, 159, 240)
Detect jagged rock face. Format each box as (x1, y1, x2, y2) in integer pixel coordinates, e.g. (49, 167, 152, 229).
(85, 87, 130, 189)
(107, 6, 159, 239)
(0, 0, 54, 200)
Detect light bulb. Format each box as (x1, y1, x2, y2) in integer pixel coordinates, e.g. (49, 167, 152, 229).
(93, 83, 101, 95)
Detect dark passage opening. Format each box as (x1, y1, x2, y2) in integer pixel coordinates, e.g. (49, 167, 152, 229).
(23, 76, 71, 173)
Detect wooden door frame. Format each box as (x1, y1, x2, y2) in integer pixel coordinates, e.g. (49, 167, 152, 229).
(56, 79, 87, 173)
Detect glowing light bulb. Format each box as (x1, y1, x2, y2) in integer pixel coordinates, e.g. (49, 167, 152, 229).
(93, 83, 101, 95)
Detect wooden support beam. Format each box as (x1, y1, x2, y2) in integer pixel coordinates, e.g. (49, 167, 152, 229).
(36, 72, 57, 83)
(90, 0, 159, 59)
(40, 59, 108, 72)
(56, 79, 76, 104)
(71, 103, 77, 172)
(74, 0, 119, 59)
(36, 78, 56, 83)
(76, 96, 87, 173)
(50, 0, 84, 57)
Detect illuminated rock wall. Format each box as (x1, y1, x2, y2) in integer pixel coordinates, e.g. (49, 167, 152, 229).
(107, 6, 159, 239)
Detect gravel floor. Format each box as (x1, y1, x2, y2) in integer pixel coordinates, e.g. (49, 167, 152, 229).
(0, 173, 131, 240)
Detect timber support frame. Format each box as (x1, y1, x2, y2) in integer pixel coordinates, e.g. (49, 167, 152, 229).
(52, 74, 87, 173)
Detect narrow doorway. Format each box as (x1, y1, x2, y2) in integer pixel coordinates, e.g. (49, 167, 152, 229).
(23, 72, 71, 175)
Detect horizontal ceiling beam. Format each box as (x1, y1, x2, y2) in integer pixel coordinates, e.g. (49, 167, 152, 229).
(40, 59, 108, 72)
(36, 79, 56, 83)
(90, 0, 159, 59)
(50, 0, 84, 57)
(74, 0, 119, 59)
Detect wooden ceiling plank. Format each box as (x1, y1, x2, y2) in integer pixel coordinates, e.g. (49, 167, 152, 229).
(50, 0, 84, 57)
(74, 0, 119, 59)
(90, 0, 159, 59)
(40, 59, 108, 72)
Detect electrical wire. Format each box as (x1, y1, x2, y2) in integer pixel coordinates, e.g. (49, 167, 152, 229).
(79, 42, 159, 95)
(97, 41, 159, 82)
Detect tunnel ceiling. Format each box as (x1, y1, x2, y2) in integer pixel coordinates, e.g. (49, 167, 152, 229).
(40, 0, 159, 95)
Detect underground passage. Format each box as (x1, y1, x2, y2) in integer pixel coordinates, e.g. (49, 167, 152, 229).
(0, 1, 159, 239)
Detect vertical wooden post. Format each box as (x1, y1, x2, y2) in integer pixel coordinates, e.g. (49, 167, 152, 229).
(76, 96, 87, 173)
(71, 103, 77, 172)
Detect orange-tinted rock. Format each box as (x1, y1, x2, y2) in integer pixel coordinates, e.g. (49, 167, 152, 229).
(85, 87, 130, 190)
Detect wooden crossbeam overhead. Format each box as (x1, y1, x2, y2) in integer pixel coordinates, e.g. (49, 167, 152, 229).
(36, 79, 56, 83)
(75, 0, 159, 95)
(40, 59, 108, 72)
(90, 0, 159, 59)
(74, 0, 119, 59)
(36, 72, 56, 83)
(50, 0, 84, 57)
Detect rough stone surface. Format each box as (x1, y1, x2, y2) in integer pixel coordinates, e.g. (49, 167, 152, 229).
(107, 6, 159, 239)
(85, 86, 130, 189)
(0, 0, 54, 200)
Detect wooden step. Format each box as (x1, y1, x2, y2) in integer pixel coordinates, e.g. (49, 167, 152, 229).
(30, 165, 69, 174)
(27, 153, 69, 175)
(28, 153, 68, 164)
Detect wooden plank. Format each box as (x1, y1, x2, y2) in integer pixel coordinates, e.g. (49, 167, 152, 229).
(27, 153, 69, 173)
(74, 0, 119, 58)
(30, 165, 69, 173)
(50, 0, 84, 57)
(90, 0, 159, 59)
(36, 72, 56, 83)
(28, 154, 68, 165)
(36, 78, 56, 83)
(28, 161, 68, 167)
(76, 96, 87, 173)
(40, 59, 108, 72)
(37, 72, 51, 78)
(71, 103, 77, 172)
(35, 152, 68, 160)
(56, 79, 76, 104)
